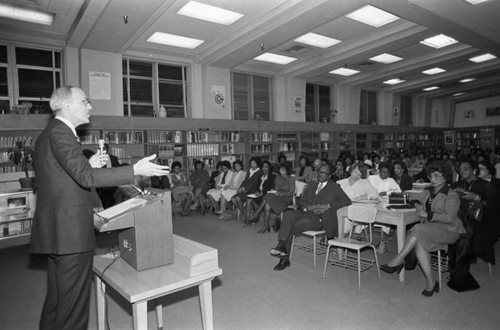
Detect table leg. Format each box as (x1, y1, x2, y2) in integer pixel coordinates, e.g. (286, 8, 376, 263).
(95, 275, 106, 330)
(397, 224, 405, 282)
(132, 301, 148, 330)
(155, 302, 163, 329)
(198, 280, 214, 330)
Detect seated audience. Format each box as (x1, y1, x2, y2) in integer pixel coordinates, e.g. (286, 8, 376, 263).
(392, 160, 413, 191)
(245, 161, 276, 225)
(270, 164, 351, 271)
(254, 164, 295, 233)
(209, 161, 223, 189)
(170, 161, 193, 216)
(190, 160, 210, 215)
(294, 155, 314, 183)
(272, 154, 288, 174)
(311, 158, 323, 182)
(337, 163, 378, 201)
(368, 162, 402, 197)
(381, 161, 465, 296)
(331, 158, 349, 182)
(232, 157, 263, 223)
(219, 160, 247, 218)
(207, 161, 233, 214)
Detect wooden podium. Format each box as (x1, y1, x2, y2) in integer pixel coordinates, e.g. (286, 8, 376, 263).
(94, 188, 173, 271)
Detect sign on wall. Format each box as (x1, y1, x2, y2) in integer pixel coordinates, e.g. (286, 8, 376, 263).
(211, 85, 226, 110)
(89, 71, 111, 100)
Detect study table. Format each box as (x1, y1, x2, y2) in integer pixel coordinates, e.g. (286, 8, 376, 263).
(93, 234, 222, 330)
(337, 204, 419, 282)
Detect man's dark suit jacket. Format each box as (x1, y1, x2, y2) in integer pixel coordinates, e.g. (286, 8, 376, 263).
(296, 180, 351, 238)
(30, 119, 135, 255)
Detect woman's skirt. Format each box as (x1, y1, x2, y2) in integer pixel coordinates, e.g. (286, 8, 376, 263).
(264, 194, 293, 213)
(410, 222, 460, 252)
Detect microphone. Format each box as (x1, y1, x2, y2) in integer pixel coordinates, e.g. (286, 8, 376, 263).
(98, 139, 105, 154)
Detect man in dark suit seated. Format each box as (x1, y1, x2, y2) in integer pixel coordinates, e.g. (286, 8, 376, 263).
(30, 86, 169, 330)
(270, 164, 351, 271)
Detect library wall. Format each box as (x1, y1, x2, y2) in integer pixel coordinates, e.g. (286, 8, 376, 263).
(430, 97, 452, 128)
(334, 85, 360, 124)
(454, 95, 500, 128)
(202, 66, 232, 120)
(274, 76, 305, 122)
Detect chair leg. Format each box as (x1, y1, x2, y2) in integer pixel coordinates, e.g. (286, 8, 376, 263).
(371, 246, 380, 278)
(488, 263, 492, 276)
(313, 235, 317, 269)
(357, 250, 361, 290)
(290, 235, 295, 261)
(322, 245, 331, 279)
(437, 250, 442, 292)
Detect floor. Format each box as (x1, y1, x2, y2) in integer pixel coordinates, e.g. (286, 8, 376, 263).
(0, 211, 499, 330)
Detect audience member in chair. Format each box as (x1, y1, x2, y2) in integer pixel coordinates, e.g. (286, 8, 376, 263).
(270, 164, 351, 271)
(245, 161, 276, 226)
(337, 163, 379, 202)
(253, 164, 295, 232)
(231, 157, 263, 223)
(190, 160, 210, 215)
(380, 161, 465, 297)
(207, 161, 233, 214)
(219, 160, 246, 218)
(294, 155, 313, 183)
(368, 162, 402, 198)
(170, 161, 193, 216)
(392, 160, 413, 191)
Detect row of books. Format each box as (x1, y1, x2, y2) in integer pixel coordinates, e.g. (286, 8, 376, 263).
(1, 165, 24, 173)
(148, 131, 182, 144)
(0, 136, 33, 148)
(250, 144, 272, 154)
(250, 132, 272, 143)
(187, 131, 220, 143)
(105, 131, 143, 144)
(79, 134, 98, 145)
(277, 142, 298, 152)
(186, 144, 219, 157)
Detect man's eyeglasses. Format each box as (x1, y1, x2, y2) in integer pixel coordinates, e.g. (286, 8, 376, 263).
(71, 98, 91, 105)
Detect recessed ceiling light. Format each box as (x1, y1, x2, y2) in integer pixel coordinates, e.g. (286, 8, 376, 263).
(469, 53, 497, 63)
(147, 32, 204, 49)
(177, 1, 243, 25)
(464, 0, 490, 4)
(423, 86, 439, 91)
(0, 3, 54, 25)
(422, 67, 446, 75)
(460, 78, 476, 83)
(420, 34, 458, 49)
(254, 53, 297, 65)
(294, 33, 341, 48)
(453, 92, 465, 96)
(383, 78, 406, 85)
(329, 68, 360, 76)
(369, 53, 403, 64)
(345, 5, 399, 28)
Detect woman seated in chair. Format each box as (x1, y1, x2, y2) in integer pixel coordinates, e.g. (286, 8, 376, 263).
(189, 160, 210, 215)
(380, 161, 465, 296)
(392, 160, 413, 191)
(231, 157, 263, 223)
(337, 163, 379, 202)
(209, 161, 223, 190)
(331, 158, 349, 182)
(219, 160, 246, 219)
(294, 155, 314, 183)
(252, 164, 295, 233)
(170, 161, 193, 216)
(368, 162, 402, 198)
(207, 161, 233, 214)
(245, 160, 276, 226)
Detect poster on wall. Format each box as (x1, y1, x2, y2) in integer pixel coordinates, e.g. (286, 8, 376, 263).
(89, 71, 111, 100)
(463, 109, 476, 119)
(444, 131, 455, 145)
(211, 85, 226, 110)
(294, 97, 302, 113)
(485, 107, 500, 117)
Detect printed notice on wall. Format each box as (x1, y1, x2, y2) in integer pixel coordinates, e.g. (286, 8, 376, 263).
(211, 85, 226, 110)
(89, 71, 111, 100)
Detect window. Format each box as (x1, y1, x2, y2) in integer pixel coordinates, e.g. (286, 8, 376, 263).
(232, 72, 271, 121)
(0, 44, 61, 114)
(400, 95, 412, 126)
(305, 83, 331, 122)
(359, 90, 377, 125)
(122, 59, 187, 117)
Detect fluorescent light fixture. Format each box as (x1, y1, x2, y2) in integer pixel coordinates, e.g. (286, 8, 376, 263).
(329, 68, 360, 76)
(383, 78, 405, 85)
(469, 53, 497, 63)
(0, 3, 54, 25)
(420, 34, 458, 49)
(453, 92, 465, 96)
(294, 33, 341, 48)
(369, 53, 403, 64)
(147, 32, 204, 49)
(177, 1, 243, 25)
(423, 86, 439, 91)
(460, 78, 476, 83)
(254, 53, 297, 65)
(464, 0, 490, 4)
(422, 67, 446, 75)
(345, 5, 399, 27)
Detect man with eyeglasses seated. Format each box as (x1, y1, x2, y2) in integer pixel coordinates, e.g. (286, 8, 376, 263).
(270, 164, 351, 271)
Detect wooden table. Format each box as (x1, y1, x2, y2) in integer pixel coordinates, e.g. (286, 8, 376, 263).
(337, 204, 419, 282)
(93, 235, 222, 330)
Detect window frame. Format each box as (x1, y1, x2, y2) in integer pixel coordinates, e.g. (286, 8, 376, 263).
(305, 83, 332, 123)
(231, 71, 272, 121)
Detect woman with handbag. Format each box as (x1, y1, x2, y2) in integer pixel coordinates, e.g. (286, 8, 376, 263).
(380, 161, 466, 296)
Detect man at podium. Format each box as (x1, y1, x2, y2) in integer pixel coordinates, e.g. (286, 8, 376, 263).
(30, 86, 169, 330)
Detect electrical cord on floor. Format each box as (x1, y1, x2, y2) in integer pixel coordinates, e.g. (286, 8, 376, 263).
(97, 247, 131, 330)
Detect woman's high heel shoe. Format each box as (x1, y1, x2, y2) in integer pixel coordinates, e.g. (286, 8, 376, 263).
(421, 281, 440, 297)
(380, 263, 404, 274)
(257, 225, 270, 234)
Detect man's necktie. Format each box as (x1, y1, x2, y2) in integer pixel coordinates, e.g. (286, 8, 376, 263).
(316, 182, 324, 195)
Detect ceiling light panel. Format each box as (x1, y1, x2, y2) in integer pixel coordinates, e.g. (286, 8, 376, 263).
(345, 5, 399, 28)
(469, 53, 497, 63)
(0, 3, 53, 25)
(420, 34, 458, 49)
(294, 33, 341, 48)
(147, 32, 204, 49)
(254, 53, 297, 65)
(422, 67, 446, 75)
(453, 92, 465, 96)
(177, 1, 243, 25)
(423, 86, 439, 91)
(464, 0, 490, 4)
(329, 68, 360, 76)
(460, 78, 476, 83)
(383, 78, 405, 85)
(369, 53, 403, 64)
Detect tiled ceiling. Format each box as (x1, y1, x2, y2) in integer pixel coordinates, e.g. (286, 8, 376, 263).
(0, 0, 499, 103)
